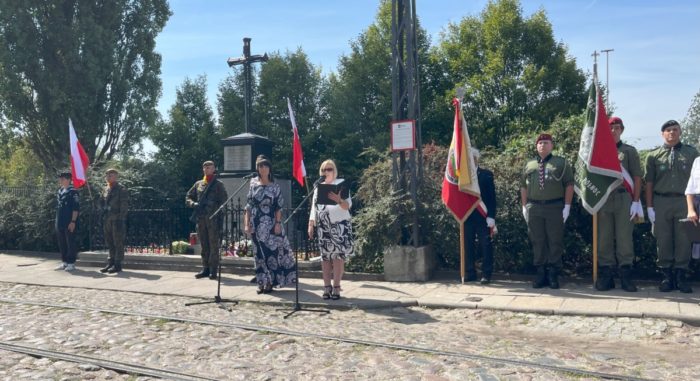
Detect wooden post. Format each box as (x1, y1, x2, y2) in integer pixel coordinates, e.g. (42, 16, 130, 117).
(593, 213, 598, 284)
(460, 222, 466, 284)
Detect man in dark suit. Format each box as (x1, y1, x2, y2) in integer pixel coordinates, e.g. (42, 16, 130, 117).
(463, 149, 497, 284)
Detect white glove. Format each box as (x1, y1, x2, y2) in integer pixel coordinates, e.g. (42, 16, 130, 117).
(486, 217, 495, 228)
(647, 207, 656, 224)
(562, 204, 571, 223)
(629, 201, 644, 220)
(522, 206, 528, 221)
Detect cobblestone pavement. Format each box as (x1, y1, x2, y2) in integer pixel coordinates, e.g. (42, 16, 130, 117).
(0, 283, 698, 380)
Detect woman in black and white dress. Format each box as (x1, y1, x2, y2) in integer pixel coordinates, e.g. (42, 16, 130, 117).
(308, 160, 354, 300)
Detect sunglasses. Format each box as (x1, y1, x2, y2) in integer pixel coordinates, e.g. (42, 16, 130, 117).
(323, 168, 335, 172)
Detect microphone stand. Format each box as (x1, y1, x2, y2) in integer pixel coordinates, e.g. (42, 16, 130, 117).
(185, 175, 253, 311)
(279, 178, 330, 319)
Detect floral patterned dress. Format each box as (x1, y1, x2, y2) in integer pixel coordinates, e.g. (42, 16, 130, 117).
(245, 178, 296, 288)
(311, 185, 355, 261)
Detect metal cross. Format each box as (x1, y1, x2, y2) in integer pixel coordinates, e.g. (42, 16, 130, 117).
(227, 38, 268, 133)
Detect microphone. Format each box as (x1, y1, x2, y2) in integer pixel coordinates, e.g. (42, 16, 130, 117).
(243, 172, 257, 179)
(314, 175, 326, 185)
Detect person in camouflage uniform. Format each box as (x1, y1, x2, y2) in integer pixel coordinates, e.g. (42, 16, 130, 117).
(520, 133, 574, 289)
(186, 161, 228, 280)
(596, 116, 644, 292)
(100, 168, 129, 274)
(645, 120, 698, 293)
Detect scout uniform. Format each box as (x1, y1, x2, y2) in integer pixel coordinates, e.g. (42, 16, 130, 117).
(645, 120, 698, 293)
(521, 135, 574, 289)
(101, 169, 129, 273)
(596, 117, 643, 292)
(55, 172, 80, 269)
(186, 163, 228, 279)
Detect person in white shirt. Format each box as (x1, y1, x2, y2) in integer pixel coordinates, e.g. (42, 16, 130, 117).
(308, 160, 354, 300)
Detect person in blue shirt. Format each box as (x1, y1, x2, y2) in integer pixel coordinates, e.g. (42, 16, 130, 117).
(55, 172, 80, 271)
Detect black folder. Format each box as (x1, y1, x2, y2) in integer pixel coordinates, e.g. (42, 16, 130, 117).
(680, 219, 700, 242)
(316, 180, 349, 205)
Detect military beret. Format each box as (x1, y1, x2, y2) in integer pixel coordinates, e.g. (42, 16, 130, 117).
(202, 160, 215, 167)
(105, 168, 119, 175)
(609, 116, 624, 129)
(57, 171, 72, 179)
(536, 133, 553, 144)
(661, 120, 680, 131)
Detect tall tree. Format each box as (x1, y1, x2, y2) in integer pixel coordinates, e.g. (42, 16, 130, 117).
(683, 89, 700, 147)
(429, 0, 587, 148)
(0, 0, 171, 171)
(149, 75, 220, 193)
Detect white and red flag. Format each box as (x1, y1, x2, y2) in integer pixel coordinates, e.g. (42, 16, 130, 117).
(441, 98, 482, 222)
(69, 119, 90, 189)
(287, 98, 307, 187)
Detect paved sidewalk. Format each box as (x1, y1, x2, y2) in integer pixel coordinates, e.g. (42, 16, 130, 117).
(1, 252, 699, 324)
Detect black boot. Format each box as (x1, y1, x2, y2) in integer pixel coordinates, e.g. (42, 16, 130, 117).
(209, 269, 217, 280)
(659, 268, 675, 292)
(107, 262, 122, 274)
(195, 268, 210, 279)
(532, 266, 548, 289)
(99, 261, 114, 273)
(595, 266, 615, 291)
(548, 266, 560, 289)
(675, 269, 693, 294)
(619, 265, 638, 292)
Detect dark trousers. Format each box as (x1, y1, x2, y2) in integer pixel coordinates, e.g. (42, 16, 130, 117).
(56, 227, 77, 264)
(104, 219, 125, 263)
(464, 214, 493, 278)
(197, 217, 220, 273)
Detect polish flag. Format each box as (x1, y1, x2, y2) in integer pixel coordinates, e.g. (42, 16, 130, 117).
(287, 98, 307, 187)
(69, 119, 90, 189)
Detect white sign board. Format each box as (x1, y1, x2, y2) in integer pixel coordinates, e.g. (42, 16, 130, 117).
(224, 145, 252, 171)
(391, 120, 416, 151)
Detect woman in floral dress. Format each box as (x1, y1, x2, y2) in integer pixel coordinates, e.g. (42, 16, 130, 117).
(244, 155, 296, 294)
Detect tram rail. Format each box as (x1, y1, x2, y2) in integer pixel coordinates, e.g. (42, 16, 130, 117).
(0, 297, 655, 381)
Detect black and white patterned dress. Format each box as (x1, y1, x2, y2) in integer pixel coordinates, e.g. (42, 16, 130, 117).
(311, 182, 355, 261)
(245, 178, 296, 288)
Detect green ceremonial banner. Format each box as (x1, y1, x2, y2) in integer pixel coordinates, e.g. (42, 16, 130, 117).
(574, 80, 623, 214)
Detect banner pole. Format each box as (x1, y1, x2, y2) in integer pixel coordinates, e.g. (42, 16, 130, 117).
(593, 213, 598, 284)
(459, 221, 465, 284)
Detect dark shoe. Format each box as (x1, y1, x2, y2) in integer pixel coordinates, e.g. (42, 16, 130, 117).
(262, 283, 273, 294)
(659, 268, 675, 292)
(107, 263, 122, 274)
(331, 286, 341, 300)
(195, 269, 210, 279)
(675, 269, 693, 294)
(256, 285, 265, 294)
(619, 265, 637, 292)
(99, 262, 114, 273)
(322, 285, 332, 300)
(532, 266, 548, 289)
(480, 275, 491, 285)
(209, 273, 217, 280)
(548, 267, 560, 289)
(595, 266, 615, 291)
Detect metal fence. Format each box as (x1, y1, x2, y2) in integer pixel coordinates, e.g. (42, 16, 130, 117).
(82, 198, 318, 260)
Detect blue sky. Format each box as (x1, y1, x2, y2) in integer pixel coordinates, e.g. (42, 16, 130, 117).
(155, 0, 700, 150)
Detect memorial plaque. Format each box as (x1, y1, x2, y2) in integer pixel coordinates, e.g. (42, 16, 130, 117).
(224, 145, 252, 172)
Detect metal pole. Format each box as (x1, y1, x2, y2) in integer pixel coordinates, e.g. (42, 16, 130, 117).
(601, 48, 614, 110)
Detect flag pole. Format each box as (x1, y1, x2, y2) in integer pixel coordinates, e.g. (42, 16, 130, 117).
(593, 213, 598, 283)
(459, 221, 465, 284)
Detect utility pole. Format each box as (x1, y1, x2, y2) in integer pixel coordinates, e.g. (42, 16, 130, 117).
(227, 38, 268, 134)
(601, 48, 614, 109)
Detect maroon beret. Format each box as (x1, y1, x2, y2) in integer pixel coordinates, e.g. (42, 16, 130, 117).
(536, 133, 553, 144)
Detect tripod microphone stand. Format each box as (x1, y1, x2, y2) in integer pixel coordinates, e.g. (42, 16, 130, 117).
(279, 177, 330, 319)
(185, 174, 254, 311)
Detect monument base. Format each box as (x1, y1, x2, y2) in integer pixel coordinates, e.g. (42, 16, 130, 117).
(383, 245, 435, 282)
